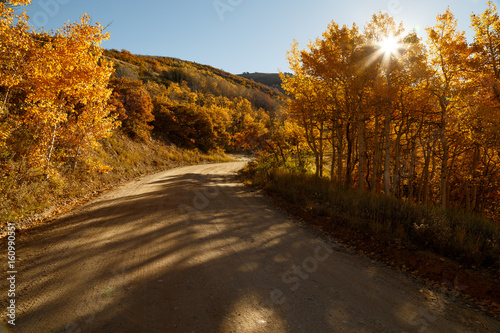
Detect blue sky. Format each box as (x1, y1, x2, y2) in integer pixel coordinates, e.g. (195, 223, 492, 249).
(24, 0, 495, 74)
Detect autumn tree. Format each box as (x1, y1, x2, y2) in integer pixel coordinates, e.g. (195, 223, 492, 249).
(109, 78, 154, 141)
(284, 21, 383, 187)
(363, 13, 406, 195)
(1, 1, 117, 177)
(150, 82, 251, 151)
(471, 1, 500, 106)
(463, 1, 500, 214)
(256, 6, 500, 222)
(0, 0, 32, 153)
(281, 45, 329, 178)
(426, 7, 470, 208)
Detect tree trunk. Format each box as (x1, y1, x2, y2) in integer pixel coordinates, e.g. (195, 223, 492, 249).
(439, 97, 449, 209)
(337, 128, 344, 183)
(296, 144, 304, 172)
(357, 117, 366, 191)
(394, 131, 403, 197)
(45, 123, 58, 178)
(383, 104, 392, 196)
(371, 113, 380, 192)
(277, 143, 287, 165)
(345, 122, 352, 187)
(419, 141, 432, 205)
(319, 122, 324, 178)
(72, 137, 83, 171)
(2, 87, 11, 111)
(466, 146, 481, 212)
(471, 184, 478, 212)
(315, 154, 320, 177)
(465, 184, 471, 212)
(330, 135, 336, 181)
(429, 153, 437, 205)
(302, 114, 320, 177)
(383, 74, 393, 196)
(408, 141, 417, 202)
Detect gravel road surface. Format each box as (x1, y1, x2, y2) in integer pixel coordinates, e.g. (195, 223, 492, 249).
(1, 162, 499, 332)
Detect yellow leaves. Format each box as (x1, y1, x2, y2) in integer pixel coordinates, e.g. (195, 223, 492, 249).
(0, 122, 14, 150)
(0, 1, 117, 174)
(5, 0, 31, 6)
(85, 158, 113, 174)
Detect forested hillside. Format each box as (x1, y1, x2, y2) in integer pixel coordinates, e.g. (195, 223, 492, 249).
(238, 72, 286, 93)
(0, 0, 283, 225)
(103, 49, 285, 151)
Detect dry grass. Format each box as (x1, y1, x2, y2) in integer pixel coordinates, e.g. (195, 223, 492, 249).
(0, 133, 232, 228)
(242, 163, 500, 269)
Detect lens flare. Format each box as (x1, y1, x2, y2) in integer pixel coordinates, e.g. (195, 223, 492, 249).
(379, 35, 400, 56)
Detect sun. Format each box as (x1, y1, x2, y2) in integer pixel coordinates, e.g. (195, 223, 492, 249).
(363, 33, 403, 69)
(379, 35, 400, 57)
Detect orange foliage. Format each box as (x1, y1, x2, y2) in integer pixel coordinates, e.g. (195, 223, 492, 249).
(0, 1, 117, 176)
(109, 78, 154, 141)
(278, 6, 500, 219)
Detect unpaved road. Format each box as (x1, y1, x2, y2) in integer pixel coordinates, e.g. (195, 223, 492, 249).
(1, 162, 499, 332)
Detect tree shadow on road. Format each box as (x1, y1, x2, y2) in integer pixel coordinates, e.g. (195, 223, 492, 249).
(2, 166, 494, 333)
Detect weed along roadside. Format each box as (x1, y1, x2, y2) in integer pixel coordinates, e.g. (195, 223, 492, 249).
(0, 134, 233, 237)
(240, 163, 500, 317)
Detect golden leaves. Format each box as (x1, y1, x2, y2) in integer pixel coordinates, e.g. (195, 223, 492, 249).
(0, 0, 117, 174)
(277, 6, 500, 217)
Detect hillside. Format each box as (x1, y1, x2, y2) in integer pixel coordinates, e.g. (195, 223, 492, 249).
(105, 50, 284, 100)
(103, 49, 286, 151)
(1, 40, 284, 226)
(238, 72, 287, 93)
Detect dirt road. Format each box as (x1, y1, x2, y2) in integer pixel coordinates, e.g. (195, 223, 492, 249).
(1, 162, 499, 332)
